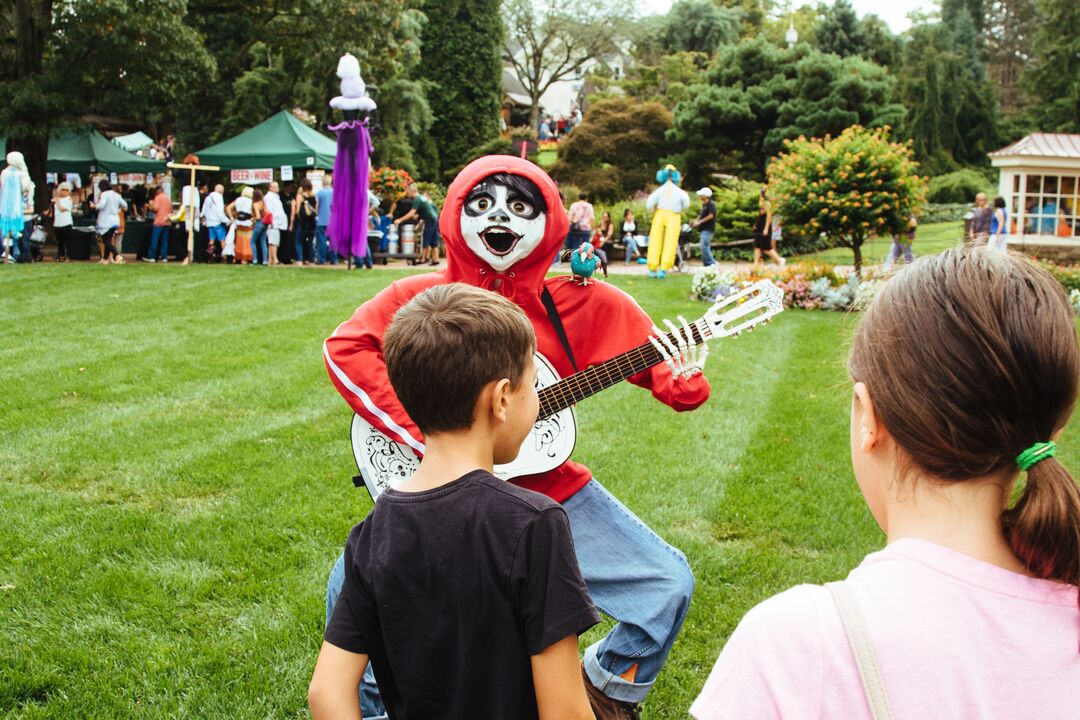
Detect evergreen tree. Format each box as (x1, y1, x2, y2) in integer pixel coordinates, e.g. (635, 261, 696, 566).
(1027, 0, 1080, 132)
(898, 11, 999, 171)
(419, 0, 503, 175)
(817, 0, 864, 58)
(985, 0, 1038, 115)
(671, 38, 902, 179)
(661, 0, 742, 55)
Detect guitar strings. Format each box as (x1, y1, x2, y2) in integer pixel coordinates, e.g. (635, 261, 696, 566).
(537, 321, 711, 419)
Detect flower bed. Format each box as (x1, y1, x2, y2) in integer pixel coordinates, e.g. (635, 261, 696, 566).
(691, 261, 883, 312)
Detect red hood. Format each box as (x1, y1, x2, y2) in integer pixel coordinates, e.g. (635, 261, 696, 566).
(439, 155, 569, 310)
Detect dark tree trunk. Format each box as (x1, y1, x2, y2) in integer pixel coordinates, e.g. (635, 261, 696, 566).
(14, 0, 53, 212)
(851, 237, 863, 277)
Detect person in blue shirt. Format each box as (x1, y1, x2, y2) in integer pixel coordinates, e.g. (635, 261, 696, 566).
(315, 173, 337, 265)
(1039, 198, 1059, 235)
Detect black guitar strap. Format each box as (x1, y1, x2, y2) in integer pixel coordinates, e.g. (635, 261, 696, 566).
(540, 287, 578, 372)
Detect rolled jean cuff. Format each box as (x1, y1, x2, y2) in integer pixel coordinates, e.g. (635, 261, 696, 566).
(583, 643, 653, 704)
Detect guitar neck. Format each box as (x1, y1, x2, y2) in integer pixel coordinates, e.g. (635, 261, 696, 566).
(537, 321, 708, 419)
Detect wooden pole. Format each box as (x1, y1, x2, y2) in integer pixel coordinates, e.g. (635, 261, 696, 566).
(167, 161, 220, 265)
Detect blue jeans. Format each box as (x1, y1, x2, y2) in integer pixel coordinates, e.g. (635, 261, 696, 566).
(149, 225, 170, 261)
(316, 225, 337, 264)
(324, 478, 692, 713)
(294, 227, 314, 264)
(251, 221, 268, 265)
(699, 229, 715, 266)
(882, 239, 913, 270)
(623, 235, 639, 263)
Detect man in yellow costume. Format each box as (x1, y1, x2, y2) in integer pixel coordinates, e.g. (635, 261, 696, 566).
(645, 164, 689, 278)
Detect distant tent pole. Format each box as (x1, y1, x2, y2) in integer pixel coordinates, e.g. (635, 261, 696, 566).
(167, 160, 219, 265)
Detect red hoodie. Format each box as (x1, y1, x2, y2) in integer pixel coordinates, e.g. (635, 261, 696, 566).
(324, 156, 709, 502)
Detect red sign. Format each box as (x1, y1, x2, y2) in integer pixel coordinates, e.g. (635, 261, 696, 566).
(230, 169, 273, 185)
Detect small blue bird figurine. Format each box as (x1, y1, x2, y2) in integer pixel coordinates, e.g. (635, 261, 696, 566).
(563, 243, 608, 286)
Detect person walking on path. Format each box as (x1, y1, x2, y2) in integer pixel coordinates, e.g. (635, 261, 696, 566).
(315, 173, 337, 265)
(988, 197, 1009, 252)
(566, 193, 594, 252)
(970, 192, 992, 242)
(752, 188, 784, 269)
(147, 186, 173, 262)
(882, 216, 917, 271)
(51, 181, 75, 262)
(92, 179, 127, 264)
(691, 187, 716, 267)
(264, 181, 288, 266)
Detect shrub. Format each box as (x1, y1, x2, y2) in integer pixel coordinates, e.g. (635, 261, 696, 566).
(768, 125, 928, 274)
(370, 167, 415, 204)
(1040, 261, 1080, 292)
(550, 97, 673, 202)
(927, 169, 992, 204)
(920, 202, 970, 223)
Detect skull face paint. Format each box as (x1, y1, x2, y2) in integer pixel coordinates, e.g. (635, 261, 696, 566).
(460, 173, 547, 272)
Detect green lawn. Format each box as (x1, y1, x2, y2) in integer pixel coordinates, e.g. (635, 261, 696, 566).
(4, 264, 1076, 718)
(795, 220, 964, 265)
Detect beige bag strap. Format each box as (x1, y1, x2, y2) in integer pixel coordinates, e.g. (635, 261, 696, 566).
(826, 582, 894, 720)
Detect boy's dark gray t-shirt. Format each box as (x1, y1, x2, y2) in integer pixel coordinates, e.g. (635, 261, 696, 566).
(324, 469, 600, 720)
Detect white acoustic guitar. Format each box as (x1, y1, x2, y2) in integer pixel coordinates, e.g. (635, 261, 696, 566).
(350, 280, 784, 499)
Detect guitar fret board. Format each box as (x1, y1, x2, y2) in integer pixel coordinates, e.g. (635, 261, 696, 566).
(537, 323, 708, 419)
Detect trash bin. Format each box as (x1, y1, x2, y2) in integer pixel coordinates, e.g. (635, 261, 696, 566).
(69, 225, 97, 260)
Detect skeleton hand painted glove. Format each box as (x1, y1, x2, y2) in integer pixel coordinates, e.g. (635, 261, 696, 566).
(649, 315, 708, 379)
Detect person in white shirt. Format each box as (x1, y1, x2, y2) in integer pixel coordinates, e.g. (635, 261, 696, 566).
(201, 184, 228, 259)
(52, 182, 74, 262)
(264, 181, 289, 266)
(91, 178, 127, 264)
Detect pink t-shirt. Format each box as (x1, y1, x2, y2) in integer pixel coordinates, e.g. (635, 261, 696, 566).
(691, 539, 1080, 720)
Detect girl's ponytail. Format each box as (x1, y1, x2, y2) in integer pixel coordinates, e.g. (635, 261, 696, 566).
(849, 247, 1080, 607)
(1004, 455, 1080, 595)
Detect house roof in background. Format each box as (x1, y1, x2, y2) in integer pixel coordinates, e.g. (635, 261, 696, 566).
(989, 133, 1080, 159)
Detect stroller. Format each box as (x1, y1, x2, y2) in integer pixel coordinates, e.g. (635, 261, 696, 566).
(27, 214, 47, 262)
(673, 223, 694, 273)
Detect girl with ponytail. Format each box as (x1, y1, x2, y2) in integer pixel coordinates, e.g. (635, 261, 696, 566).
(692, 246, 1080, 719)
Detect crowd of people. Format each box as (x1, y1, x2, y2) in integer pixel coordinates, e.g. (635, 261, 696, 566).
(538, 105, 583, 141)
(15, 171, 444, 268)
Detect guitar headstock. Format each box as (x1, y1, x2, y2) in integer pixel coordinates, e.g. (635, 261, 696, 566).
(701, 280, 784, 338)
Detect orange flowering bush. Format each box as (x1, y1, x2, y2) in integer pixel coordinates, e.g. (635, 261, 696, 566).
(767, 126, 928, 273)
(370, 166, 415, 203)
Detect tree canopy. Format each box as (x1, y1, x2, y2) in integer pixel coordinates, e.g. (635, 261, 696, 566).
(670, 38, 902, 180)
(550, 96, 672, 201)
(768, 125, 928, 272)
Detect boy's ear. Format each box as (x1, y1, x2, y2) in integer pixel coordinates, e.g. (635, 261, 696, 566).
(486, 378, 512, 424)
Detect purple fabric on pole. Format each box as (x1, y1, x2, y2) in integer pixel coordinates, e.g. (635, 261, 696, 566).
(328, 118, 371, 259)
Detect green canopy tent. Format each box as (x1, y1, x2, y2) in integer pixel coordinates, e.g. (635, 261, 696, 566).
(47, 130, 166, 173)
(194, 111, 336, 170)
(112, 131, 155, 153)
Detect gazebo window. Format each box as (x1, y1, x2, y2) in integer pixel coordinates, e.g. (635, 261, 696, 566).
(1014, 173, 1080, 237)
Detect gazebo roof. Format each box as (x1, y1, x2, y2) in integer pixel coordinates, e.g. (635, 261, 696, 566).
(989, 133, 1080, 159)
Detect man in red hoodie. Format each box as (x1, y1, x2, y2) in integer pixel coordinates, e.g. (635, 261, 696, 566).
(324, 156, 709, 719)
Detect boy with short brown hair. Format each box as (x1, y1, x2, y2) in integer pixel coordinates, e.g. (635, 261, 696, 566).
(308, 283, 599, 720)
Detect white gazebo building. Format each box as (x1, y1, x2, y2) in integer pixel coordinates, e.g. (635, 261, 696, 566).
(989, 133, 1080, 255)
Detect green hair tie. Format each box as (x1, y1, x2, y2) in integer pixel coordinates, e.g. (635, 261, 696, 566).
(1016, 441, 1056, 471)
